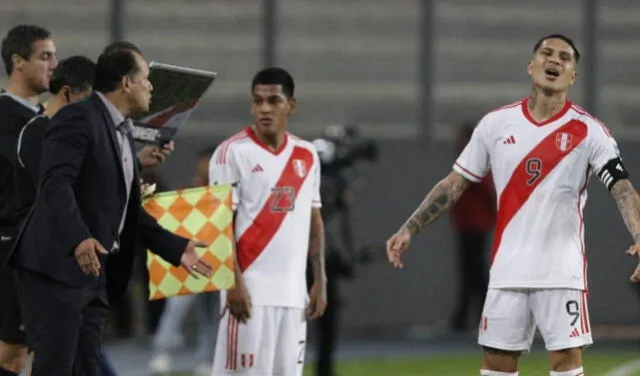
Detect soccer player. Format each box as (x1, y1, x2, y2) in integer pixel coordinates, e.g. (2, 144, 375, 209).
(0, 24, 56, 376)
(209, 67, 327, 376)
(385, 34, 640, 376)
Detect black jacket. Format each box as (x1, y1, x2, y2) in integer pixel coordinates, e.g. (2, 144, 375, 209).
(13, 93, 186, 304)
(0, 93, 41, 227)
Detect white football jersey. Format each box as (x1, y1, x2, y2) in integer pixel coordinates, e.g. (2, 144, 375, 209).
(209, 126, 322, 308)
(454, 98, 621, 290)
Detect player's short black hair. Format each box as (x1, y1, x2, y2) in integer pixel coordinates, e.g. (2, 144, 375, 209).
(1, 24, 51, 75)
(101, 41, 142, 56)
(251, 67, 295, 99)
(49, 55, 95, 95)
(533, 34, 581, 63)
(93, 41, 143, 93)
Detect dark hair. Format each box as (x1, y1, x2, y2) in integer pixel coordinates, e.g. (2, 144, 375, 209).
(251, 67, 295, 99)
(101, 41, 141, 56)
(1, 24, 51, 75)
(533, 34, 581, 63)
(49, 55, 95, 95)
(93, 41, 143, 93)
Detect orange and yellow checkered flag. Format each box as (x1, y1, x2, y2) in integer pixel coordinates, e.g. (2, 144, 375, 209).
(142, 185, 235, 300)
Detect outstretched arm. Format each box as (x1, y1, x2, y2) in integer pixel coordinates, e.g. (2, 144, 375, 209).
(401, 170, 472, 236)
(386, 170, 473, 269)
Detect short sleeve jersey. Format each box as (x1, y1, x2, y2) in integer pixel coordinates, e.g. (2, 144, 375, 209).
(209, 127, 322, 307)
(454, 99, 621, 291)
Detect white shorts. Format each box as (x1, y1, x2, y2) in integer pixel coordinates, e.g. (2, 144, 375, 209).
(478, 288, 592, 352)
(212, 306, 307, 376)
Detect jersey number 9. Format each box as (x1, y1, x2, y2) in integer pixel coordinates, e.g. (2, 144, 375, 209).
(566, 300, 580, 326)
(526, 158, 543, 185)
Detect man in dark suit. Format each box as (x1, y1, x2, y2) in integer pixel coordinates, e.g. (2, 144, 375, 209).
(12, 41, 213, 376)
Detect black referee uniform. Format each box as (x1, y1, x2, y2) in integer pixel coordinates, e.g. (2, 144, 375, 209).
(14, 114, 49, 222)
(0, 92, 42, 345)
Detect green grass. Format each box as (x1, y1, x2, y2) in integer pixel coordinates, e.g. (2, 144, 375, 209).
(171, 351, 640, 375)
(302, 352, 640, 376)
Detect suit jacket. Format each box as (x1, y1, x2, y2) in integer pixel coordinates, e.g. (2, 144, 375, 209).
(13, 92, 187, 304)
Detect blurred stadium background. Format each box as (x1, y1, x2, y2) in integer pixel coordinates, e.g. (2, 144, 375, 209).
(3, 0, 640, 375)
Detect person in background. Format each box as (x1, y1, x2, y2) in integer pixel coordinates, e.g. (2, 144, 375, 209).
(0, 24, 56, 376)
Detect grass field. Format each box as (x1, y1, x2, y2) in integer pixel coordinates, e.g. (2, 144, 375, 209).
(172, 351, 640, 376)
(302, 352, 640, 376)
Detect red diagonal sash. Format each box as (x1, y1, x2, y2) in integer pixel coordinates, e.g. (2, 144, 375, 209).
(491, 120, 588, 264)
(236, 146, 314, 272)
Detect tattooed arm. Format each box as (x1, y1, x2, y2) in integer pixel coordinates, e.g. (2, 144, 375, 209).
(611, 180, 640, 244)
(308, 207, 327, 318)
(401, 170, 472, 236)
(386, 170, 472, 268)
(610, 179, 640, 282)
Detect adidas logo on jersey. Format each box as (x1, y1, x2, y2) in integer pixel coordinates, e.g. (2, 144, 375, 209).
(569, 328, 581, 338)
(503, 135, 516, 144)
(251, 164, 264, 173)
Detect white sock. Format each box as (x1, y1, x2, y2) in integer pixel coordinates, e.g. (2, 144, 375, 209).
(480, 370, 519, 376)
(550, 367, 584, 376)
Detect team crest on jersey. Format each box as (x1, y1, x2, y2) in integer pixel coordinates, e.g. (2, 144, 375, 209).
(293, 159, 307, 177)
(555, 132, 573, 152)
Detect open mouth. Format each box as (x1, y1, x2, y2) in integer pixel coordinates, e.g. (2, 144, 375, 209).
(544, 68, 560, 78)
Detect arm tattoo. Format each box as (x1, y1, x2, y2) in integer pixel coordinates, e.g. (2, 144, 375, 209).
(402, 172, 471, 236)
(611, 180, 640, 243)
(309, 209, 327, 283)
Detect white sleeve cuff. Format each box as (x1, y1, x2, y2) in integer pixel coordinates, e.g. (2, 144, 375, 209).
(453, 162, 484, 183)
